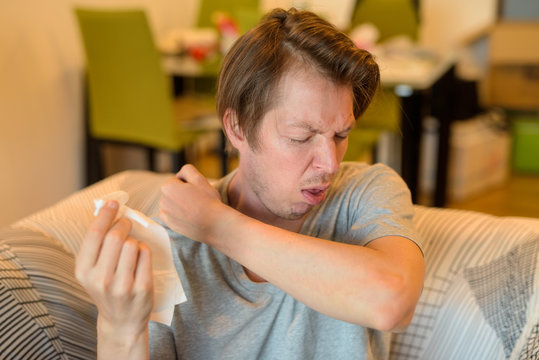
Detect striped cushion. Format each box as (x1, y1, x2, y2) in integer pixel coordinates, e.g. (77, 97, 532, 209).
(0, 228, 97, 359)
(464, 238, 539, 357)
(0, 243, 67, 359)
(391, 206, 539, 359)
(519, 323, 539, 359)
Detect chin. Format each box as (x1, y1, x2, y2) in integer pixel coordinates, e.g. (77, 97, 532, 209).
(286, 212, 307, 221)
(288, 205, 312, 219)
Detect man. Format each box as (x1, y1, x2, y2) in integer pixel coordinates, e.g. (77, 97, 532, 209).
(76, 8, 425, 360)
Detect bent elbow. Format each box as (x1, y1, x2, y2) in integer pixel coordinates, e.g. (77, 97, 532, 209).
(374, 305, 414, 332)
(371, 302, 413, 332)
(369, 274, 419, 332)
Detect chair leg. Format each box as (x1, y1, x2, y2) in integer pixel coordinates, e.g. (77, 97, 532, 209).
(147, 147, 156, 172)
(84, 74, 103, 186)
(172, 149, 187, 173)
(86, 136, 103, 186)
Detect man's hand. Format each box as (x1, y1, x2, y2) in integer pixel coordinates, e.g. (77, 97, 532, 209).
(159, 164, 226, 244)
(75, 200, 153, 359)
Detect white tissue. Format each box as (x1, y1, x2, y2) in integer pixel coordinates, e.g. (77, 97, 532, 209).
(94, 191, 186, 325)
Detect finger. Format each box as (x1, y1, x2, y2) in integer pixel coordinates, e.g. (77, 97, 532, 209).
(113, 236, 140, 292)
(76, 200, 119, 278)
(175, 164, 193, 179)
(160, 175, 186, 202)
(176, 164, 202, 183)
(177, 164, 211, 189)
(95, 218, 132, 275)
(134, 243, 153, 295)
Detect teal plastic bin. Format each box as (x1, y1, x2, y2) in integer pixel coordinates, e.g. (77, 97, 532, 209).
(512, 117, 539, 173)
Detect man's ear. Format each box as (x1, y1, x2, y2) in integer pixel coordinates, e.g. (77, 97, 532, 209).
(223, 108, 244, 149)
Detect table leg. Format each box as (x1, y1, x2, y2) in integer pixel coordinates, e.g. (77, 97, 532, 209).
(431, 66, 457, 207)
(400, 65, 456, 207)
(400, 90, 426, 204)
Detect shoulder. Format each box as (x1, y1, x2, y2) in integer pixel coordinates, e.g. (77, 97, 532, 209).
(335, 161, 401, 180)
(303, 162, 418, 246)
(332, 162, 409, 197)
(327, 162, 419, 247)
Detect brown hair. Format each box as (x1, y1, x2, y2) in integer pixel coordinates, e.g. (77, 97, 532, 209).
(217, 8, 380, 149)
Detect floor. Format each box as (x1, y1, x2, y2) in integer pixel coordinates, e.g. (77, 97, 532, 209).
(446, 173, 539, 218)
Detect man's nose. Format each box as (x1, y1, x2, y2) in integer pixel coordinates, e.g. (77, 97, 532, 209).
(313, 136, 339, 174)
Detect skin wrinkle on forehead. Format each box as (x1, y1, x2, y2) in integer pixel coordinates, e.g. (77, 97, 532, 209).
(259, 58, 353, 132)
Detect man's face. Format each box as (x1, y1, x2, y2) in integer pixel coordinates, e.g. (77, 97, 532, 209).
(235, 65, 355, 224)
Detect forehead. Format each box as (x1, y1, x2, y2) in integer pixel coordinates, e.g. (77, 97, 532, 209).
(270, 65, 355, 129)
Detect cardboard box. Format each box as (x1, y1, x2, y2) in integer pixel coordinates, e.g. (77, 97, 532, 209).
(486, 22, 539, 110)
(448, 116, 511, 202)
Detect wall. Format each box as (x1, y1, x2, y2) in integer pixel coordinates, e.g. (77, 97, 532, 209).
(420, 0, 497, 54)
(0, 0, 199, 227)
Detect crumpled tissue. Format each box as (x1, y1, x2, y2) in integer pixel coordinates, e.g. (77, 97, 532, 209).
(93, 191, 186, 325)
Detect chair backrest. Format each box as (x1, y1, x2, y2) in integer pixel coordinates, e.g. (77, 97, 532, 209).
(350, 0, 418, 42)
(196, 0, 261, 33)
(75, 8, 180, 150)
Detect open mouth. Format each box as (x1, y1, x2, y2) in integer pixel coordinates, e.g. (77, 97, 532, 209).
(301, 186, 329, 205)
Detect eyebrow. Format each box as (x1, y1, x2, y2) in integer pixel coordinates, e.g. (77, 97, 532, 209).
(288, 121, 354, 134)
(288, 121, 317, 132)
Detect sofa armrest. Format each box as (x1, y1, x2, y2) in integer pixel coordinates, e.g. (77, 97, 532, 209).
(0, 170, 171, 359)
(391, 206, 539, 359)
(13, 170, 172, 256)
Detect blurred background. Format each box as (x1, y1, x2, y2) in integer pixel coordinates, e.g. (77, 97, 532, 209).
(1, 0, 538, 228)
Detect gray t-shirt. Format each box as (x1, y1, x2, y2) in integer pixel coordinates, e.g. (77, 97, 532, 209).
(150, 162, 421, 360)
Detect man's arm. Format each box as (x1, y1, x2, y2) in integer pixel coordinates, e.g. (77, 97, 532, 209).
(215, 214, 423, 331)
(160, 165, 425, 331)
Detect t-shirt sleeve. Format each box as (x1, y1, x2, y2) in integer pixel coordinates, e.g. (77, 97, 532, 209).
(341, 164, 422, 252)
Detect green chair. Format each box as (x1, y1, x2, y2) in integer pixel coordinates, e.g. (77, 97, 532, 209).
(197, 0, 261, 34)
(344, 0, 418, 162)
(75, 8, 220, 185)
(350, 0, 418, 43)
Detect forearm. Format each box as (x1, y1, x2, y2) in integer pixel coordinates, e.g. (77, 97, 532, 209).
(209, 209, 424, 330)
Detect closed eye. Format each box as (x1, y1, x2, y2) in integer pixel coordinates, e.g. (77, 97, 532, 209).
(335, 132, 350, 141)
(290, 137, 311, 144)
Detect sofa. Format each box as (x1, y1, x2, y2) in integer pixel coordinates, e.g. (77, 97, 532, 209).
(1, 170, 538, 359)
